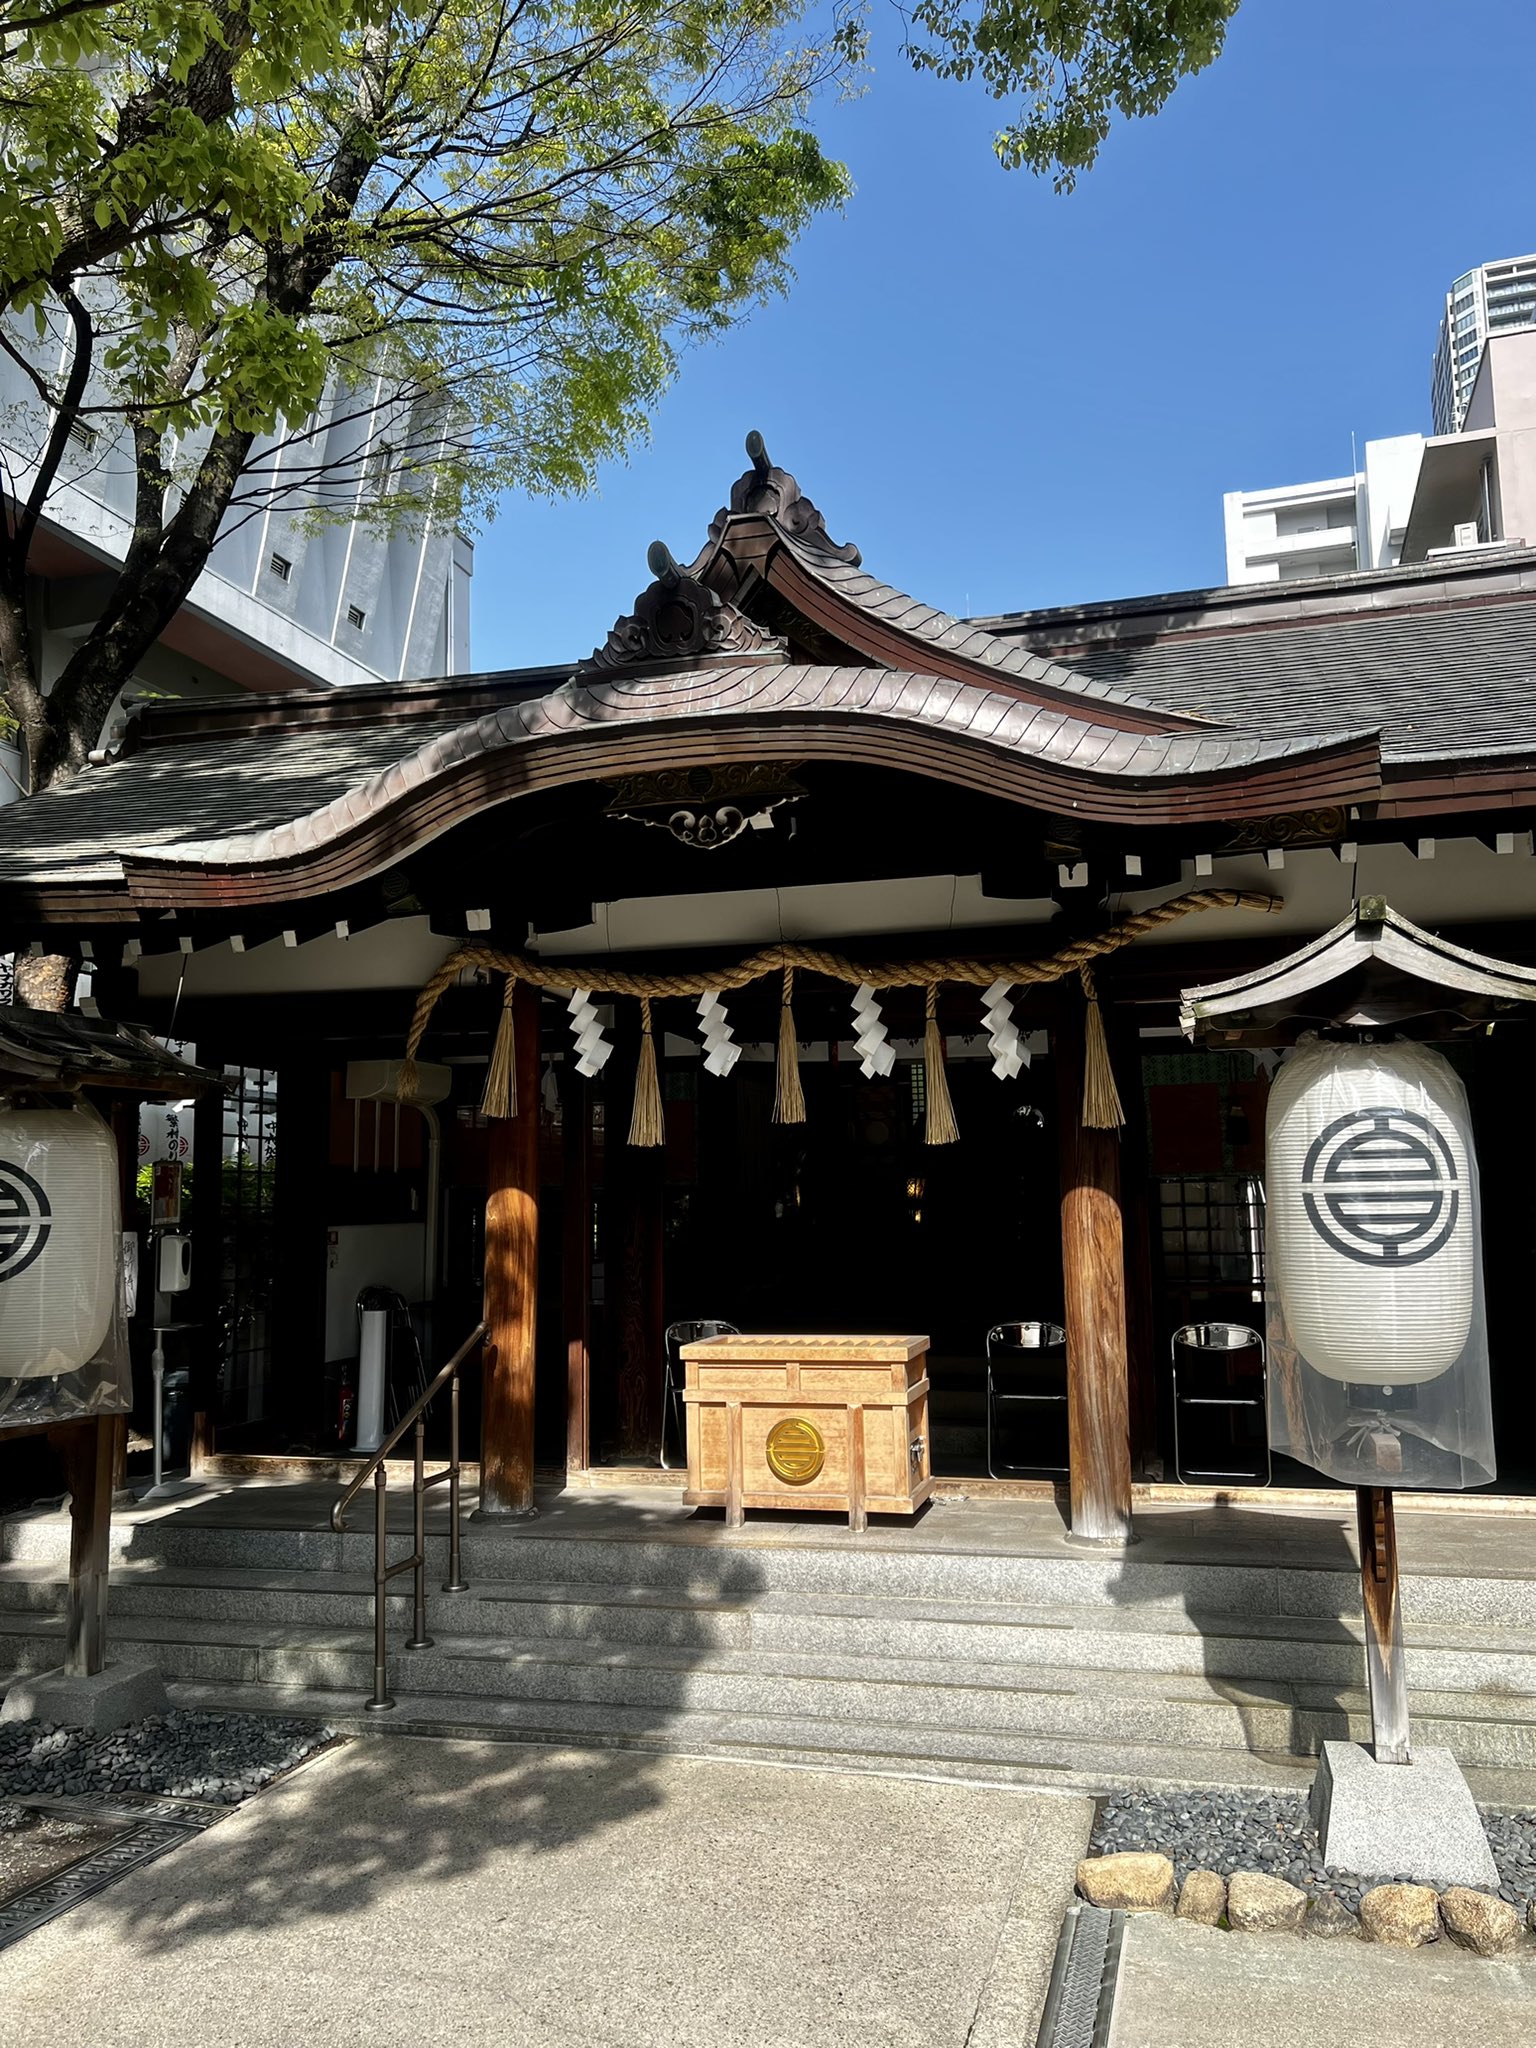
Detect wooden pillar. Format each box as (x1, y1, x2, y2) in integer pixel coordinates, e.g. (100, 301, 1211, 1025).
(1052, 985, 1135, 1546)
(479, 981, 542, 1515)
(561, 1055, 591, 1475)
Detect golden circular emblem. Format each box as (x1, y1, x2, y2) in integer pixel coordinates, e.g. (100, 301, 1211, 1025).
(765, 1416, 825, 1485)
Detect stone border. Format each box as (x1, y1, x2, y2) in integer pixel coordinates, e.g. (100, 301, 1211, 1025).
(1075, 1852, 1533, 1959)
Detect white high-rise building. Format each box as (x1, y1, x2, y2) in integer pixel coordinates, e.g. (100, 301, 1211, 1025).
(1432, 254, 1536, 434)
(1, 327, 474, 806)
(1223, 436, 1426, 585)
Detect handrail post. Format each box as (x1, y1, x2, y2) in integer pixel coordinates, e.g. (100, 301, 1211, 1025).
(445, 1362, 468, 1593)
(365, 1461, 395, 1711)
(408, 1413, 432, 1651)
(332, 1319, 485, 1712)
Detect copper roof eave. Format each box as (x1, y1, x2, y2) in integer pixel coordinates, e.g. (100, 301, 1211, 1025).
(110, 704, 1383, 914)
(713, 513, 1223, 737)
(0, 1010, 224, 1092)
(1180, 898, 1536, 1040)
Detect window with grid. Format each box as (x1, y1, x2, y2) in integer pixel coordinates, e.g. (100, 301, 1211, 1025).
(1156, 1175, 1265, 1300)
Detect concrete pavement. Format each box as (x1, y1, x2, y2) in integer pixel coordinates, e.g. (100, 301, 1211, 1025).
(1108, 1912, 1536, 2048)
(0, 1736, 1093, 2048)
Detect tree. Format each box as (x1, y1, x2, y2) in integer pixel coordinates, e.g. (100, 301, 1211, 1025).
(905, 0, 1240, 185)
(0, 0, 858, 788)
(1, 0, 1239, 796)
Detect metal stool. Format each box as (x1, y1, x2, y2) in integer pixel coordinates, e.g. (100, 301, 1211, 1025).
(985, 1321, 1068, 1479)
(661, 1319, 738, 1470)
(1170, 1321, 1271, 1486)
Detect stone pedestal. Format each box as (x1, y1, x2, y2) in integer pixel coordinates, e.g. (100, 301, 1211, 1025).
(1311, 1740, 1498, 1887)
(0, 1654, 168, 1734)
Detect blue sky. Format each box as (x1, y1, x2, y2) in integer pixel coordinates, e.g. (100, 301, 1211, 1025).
(475, 0, 1536, 669)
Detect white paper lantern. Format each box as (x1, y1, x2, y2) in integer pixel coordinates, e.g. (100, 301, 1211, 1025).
(0, 1103, 119, 1379)
(1266, 1039, 1477, 1385)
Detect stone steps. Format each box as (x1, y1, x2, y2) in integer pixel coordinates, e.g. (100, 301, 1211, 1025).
(81, 1675, 1536, 1811)
(8, 1491, 1536, 1796)
(11, 1510, 1536, 1629)
(7, 1559, 1536, 1693)
(4, 1603, 1536, 1770)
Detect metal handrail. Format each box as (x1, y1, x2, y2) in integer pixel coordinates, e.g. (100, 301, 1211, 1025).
(332, 1318, 489, 1711)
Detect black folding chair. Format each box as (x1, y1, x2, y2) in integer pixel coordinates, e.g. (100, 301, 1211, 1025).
(661, 1319, 738, 1469)
(1170, 1321, 1271, 1486)
(985, 1320, 1068, 1478)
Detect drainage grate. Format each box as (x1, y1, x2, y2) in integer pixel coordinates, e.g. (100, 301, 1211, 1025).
(1034, 1904, 1125, 2048)
(0, 1793, 224, 1952)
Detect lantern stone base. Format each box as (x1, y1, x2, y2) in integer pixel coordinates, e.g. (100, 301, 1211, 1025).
(1310, 1740, 1499, 1888)
(0, 1653, 168, 1734)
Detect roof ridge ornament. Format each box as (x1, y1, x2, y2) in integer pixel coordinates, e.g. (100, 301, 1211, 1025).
(709, 430, 861, 565)
(584, 539, 782, 672)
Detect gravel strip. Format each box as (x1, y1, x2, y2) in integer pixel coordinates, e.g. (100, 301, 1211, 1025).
(1090, 1787, 1536, 1915)
(0, 1712, 334, 1807)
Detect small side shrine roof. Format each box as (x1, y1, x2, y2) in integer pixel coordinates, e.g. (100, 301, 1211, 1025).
(1180, 897, 1536, 1044)
(0, 1008, 221, 1093)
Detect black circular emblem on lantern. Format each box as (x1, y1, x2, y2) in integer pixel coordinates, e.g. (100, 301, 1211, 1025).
(0, 1160, 52, 1284)
(1301, 1106, 1460, 1268)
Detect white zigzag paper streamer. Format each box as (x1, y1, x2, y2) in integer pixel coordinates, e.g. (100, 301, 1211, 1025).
(696, 989, 742, 1077)
(850, 982, 895, 1079)
(981, 976, 1028, 1081)
(567, 987, 615, 1079)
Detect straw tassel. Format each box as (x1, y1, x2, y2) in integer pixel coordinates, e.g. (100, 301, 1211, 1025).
(628, 996, 665, 1147)
(398, 1054, 419, 1104)
(772, 965, 806, 1124)
(1079, 964, 1126, 1130)
(922, 985, 960, 1145)
(479, 975, 518, 1120)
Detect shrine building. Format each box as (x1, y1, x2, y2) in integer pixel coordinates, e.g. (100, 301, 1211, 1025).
(5, 435, 1536, 1542)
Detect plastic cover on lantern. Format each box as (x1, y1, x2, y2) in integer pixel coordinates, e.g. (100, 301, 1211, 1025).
(1264, 1035, 1495, 1490)
(0, 1095, 132, 1427)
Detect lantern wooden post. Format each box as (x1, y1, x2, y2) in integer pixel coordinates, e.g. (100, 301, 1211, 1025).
(59, 1416, 115, 1678)
(1357, 1486, 1411, 1764)
(479, 981, 543, 1516)
(1052, 986, 1135, 1546)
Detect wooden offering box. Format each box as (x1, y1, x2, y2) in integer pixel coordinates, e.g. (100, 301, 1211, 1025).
(679, 1334, 933, 1531)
